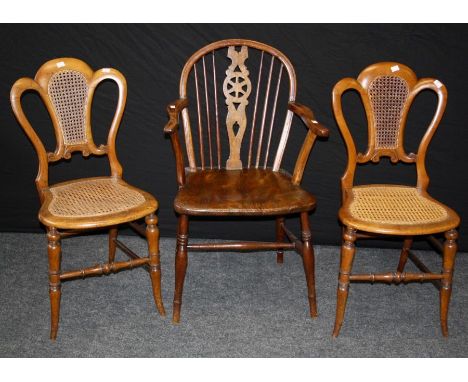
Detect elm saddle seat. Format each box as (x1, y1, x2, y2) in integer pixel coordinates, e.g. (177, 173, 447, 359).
(165, 39, 329, 323)
(174, 169, 316, 216)
(10, 58, 165, 340)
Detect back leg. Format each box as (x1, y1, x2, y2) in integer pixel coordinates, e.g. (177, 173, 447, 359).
(276, 216, 285, 264)
(108, 227, 118, 263)
(300, 212, 317, 317)
(397, 237, 413, 273)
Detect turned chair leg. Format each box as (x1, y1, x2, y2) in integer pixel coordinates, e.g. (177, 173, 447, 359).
(145, 214, 166, 316)
(47, 228, 62, 340)
(397, 237, 413, 273)
(173, 215, 189, 323)
(332, 227, 356, 338)
(108, 227, 118, 263)
(440, 229, 458, 337)
(300, 212, 317, 318)
(276, 217, 285, 264)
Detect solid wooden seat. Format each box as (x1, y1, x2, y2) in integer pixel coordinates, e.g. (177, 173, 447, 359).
(39, 177, 157, 229)
(165, 39, 329, 323)
(340, 185, 459, 235)
(174, 169, 316, 216)
(331, 62, 460, 337)
(10, 58, 165, 339)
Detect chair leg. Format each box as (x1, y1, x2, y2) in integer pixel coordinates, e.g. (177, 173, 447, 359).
(300, 212, 317, 318)
(397, 237, 413, 273)
(145, 214, 166, 316)
(440, 229, 458, 337)
(173, 215, 189, 323)
(108, 227, 118, 263)
(47, 228, 61, 340)
(332, 227, 356, 338)
(276, 217, 285, 264)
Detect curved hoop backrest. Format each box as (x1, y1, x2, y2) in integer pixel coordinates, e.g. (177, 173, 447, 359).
(10, 58, 127, 198)
(179, 39, 297, 171)
(332, 62, 447, 194)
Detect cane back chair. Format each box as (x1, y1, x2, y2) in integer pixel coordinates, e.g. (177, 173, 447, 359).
(331, 62, 460, 337)
(11, 58, 165, 339)
(164, 39, 329, 322)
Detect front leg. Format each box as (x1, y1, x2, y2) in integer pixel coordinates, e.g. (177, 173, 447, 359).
(440, 229, 458, 336)
(47, 227, 62, 340)
(173, 215, 189, 323)
(146, 214, 166, 316)
(332, 227, 356, 337)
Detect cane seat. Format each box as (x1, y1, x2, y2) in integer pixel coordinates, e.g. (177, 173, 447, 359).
(39, 177, 157, 229)
(340, 185, 459, 235)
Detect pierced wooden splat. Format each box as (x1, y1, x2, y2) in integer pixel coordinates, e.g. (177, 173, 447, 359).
(223, 46, 252, 170)
(177, 40, 301, 173)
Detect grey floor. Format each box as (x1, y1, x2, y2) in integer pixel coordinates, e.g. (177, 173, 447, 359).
(0, 232, 467, 357)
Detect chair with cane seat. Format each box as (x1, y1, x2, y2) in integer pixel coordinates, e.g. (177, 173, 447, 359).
(10, 58, 166, 339)
(331, 62, 460, 337)
(164, 39, 329, 322)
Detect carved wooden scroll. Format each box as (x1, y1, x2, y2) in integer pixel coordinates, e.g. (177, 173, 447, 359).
(223, 46, 252, 169)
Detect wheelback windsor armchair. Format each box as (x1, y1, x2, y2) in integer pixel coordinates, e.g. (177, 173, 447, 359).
(164, 39, 329, 322)
(11, 58, 165, 339)
(332, 62, 460, 337)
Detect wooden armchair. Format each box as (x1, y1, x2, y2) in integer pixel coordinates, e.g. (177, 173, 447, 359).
(164, 39, 329, 322)
(332, 62, 460, 337)
(10, 58, 165, 339)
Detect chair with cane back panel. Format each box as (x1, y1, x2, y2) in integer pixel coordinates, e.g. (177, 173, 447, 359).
(11, 58, 165, 339)
(164, 39, 329, 322)
(332, 62, 460, 337)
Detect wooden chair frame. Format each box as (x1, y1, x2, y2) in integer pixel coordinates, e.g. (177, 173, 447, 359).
(165, 40, 329, 323)
(11, 58, 165, 339)
(332, 62, 460, 337)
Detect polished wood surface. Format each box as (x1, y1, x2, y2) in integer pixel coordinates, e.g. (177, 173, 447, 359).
(331, 62, 460, 337)
(166, 39, 328, 322)
(174, 169, 316, 216)
(11, 58, 165, 339)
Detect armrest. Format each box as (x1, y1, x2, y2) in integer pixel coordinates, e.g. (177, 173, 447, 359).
(164, 98, 189, 187)
(164, 98, 189, 134)
(288, 102, 329, 137)
(289, 101, 329, 185)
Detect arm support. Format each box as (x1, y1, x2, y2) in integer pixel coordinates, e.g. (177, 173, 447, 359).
(288, 102, 329, 185)
(164, 98, 189, 187)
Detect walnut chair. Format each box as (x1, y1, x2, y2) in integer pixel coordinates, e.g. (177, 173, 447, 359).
(331, 62, 460, 337)
(164, 39, 329, 323)
(10, 58, 165, 339)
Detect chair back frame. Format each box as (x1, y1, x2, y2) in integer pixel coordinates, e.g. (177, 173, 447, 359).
(332, 62, 447, 199)
(178, 39, 298, 172)
(10, 58, 127, 202)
